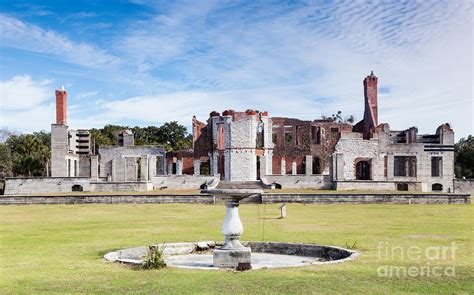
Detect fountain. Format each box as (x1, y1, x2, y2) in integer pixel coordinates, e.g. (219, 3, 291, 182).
(103, 182, 359, 270)
(201, 185, 263, 269)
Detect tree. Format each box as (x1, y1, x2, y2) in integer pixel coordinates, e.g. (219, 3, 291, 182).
(454, 135, 474, 178)
(157, 121, 192, 151)
(5, 133, 50, 177)
(322, 111, 355, 124)
(0, 144, 13, 178)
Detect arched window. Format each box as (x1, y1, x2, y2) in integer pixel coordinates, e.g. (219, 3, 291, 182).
(432, 183, 443, 191)
(397, 183, 408, 191)
(72, 185, 83, 192)
(355, 161, 371, 180)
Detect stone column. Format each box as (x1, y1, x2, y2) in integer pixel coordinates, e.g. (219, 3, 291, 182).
(387, 153, 394, 180)
(336, 154, 344, 181)
(281, 158, 286, 175)
(211, 152, 218, 175)
(111, 158, 117, 181)
(194, 159, 201, 176)
(265, 151, 273, 175)
(259, 155, 266, 177)
(168, 161, 173, 175)
(176, 159, 183, 176)
(305, 155, 313, 175)
(292, 161, 297, 175)
(140, 155, 148, 181)
(148, 156, 156, 179)
(90, 155, 99, 181)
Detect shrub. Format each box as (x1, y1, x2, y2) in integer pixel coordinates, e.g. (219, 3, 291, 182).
(141, 245, 166, 270)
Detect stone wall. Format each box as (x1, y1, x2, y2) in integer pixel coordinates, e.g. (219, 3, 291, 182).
(228, 116, 257, 181)
(0, 194, 215, 205)
(4, 177, 91, 195)
(90, 181, 153, 192)
(1, 192, 469, 205)
(99, 146, 165, 180)
(262, 193, 470, 204)
(265, 175, 332, 189)
(51, 124, 69, 177)
(334, 180, 421, 191)
(454, 179, 474, 195)
(151, 175, 218, 189)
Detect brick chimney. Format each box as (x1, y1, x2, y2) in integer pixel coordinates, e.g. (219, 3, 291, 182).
(352, 71, 379, 139)
(55, 86, 67, 125)
(363, 71, 378, 127)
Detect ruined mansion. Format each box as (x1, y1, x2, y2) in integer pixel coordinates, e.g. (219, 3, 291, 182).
(4, 72, 456, 194)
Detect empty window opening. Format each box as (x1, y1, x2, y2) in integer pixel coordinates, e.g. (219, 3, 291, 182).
(284, 126, 293, 145)
(200, 161, 210, 175)
(297, 158, 305, 174)
(256, 122, 264, 148)
(284, 133, 293, 145)
(72, 185, 83, 192)
(355, 160, 371, 180)
(432, 183, 443, 191)
(313, 157, 321, 174)
(431, 156, 442, 177)
(394, 156, 417, 177)
(311, 126, 321, 144)
(397, 183, 409, 191)
(330, 127, 340, 141)
(272, 132, 278, 145)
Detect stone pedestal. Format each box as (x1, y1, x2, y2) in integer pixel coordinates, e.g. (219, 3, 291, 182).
(213, 197, 251, 268)
(213, 248, 251, 268)
(201, 187, 263, 269)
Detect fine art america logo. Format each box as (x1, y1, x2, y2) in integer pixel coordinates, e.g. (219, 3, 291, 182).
(377, 242, 457, 278)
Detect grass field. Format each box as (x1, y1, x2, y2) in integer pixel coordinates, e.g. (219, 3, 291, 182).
(1, 203, 472, 294)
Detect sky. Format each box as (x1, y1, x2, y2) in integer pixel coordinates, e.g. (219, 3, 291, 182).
(0, 0, 472, 140)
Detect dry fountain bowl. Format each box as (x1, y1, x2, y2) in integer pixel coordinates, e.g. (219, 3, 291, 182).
(103, 241, 359, 270)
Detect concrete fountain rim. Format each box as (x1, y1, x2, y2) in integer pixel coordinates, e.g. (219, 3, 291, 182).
(104, 241, 359, 270)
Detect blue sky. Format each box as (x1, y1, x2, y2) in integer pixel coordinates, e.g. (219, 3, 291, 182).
(0, 0, 472, 139)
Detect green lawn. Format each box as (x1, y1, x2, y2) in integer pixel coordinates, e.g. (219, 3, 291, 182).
(1, 203, 472, 294)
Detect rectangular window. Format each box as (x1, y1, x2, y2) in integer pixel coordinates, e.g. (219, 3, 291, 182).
(394, 156, 417, 177)
(311, 126, 321, 144)
(67, 159, 71, 177)
(272, 133, 278, 145)
(284, 125, 293, 145)
(431, 156, 442, 177)
(284, 133, 293, 145)
(330, 127, 340, 141)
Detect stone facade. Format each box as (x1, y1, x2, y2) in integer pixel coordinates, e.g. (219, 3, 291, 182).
(165, 72, 456, 192)
(44, 87, 165, 193)
(5, 72, 458, 194)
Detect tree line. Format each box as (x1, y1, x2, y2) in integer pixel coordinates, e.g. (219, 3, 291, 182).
(0, 121, 193, 178)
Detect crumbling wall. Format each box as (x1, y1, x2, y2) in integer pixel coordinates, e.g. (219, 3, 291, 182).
(4, 177, 91, 195)
(454, 179, 474, 195)
(271, 117, 351, 175)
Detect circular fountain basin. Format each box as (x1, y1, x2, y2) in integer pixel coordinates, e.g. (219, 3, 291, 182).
(104, 241, 358, 270)
(201, 188, 263, 200)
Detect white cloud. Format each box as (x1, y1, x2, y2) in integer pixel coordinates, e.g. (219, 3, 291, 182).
(0, 75, 56, 131)
(0, 14, 120, 69)
(76, 91, 98, 99)
(0, 75, 52, 110)
(110, 0, 472, 138)
(2, 1, 473, 139)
